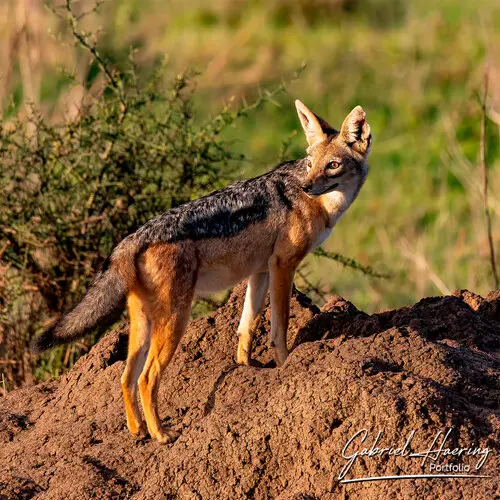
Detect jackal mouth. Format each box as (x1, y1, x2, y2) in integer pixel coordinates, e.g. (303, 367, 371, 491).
(303, 182, 339, 197)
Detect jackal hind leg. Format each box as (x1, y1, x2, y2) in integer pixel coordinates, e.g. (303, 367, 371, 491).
(137, 261, 195, 444)
(121, 290, 150, 436)
(237, 272, 269, 365)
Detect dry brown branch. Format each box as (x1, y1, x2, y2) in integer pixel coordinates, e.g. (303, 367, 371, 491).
(399, 238, 451, 296)
(480, 66, 499, 289)
(0, 2, 22, 111)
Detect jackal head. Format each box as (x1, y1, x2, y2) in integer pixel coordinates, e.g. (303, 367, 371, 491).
(295, 100, 372, 199)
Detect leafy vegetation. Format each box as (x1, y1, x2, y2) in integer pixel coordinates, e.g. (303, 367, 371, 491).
(0, 0, 499, 389)
(0, 1, 293, 388)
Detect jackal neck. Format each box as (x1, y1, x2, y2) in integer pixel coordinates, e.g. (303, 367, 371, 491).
(319, 163, 368, 227)
(320, 190, 352, 227)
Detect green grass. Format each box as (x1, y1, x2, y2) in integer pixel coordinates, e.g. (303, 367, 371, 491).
(150, 0, 500, 311)
(3, 0, 499, 309)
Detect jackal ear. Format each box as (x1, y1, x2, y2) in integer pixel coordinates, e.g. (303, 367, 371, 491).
(295, 100, 333, 149)
(340, 106, 372, 155)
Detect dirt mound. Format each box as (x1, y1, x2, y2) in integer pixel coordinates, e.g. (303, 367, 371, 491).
(1, 284, 499, 499)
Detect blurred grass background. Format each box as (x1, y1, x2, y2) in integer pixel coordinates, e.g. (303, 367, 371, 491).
(1, 0, 500, 387)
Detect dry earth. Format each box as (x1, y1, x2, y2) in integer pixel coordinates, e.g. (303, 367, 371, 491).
(1, 284, 499, 499)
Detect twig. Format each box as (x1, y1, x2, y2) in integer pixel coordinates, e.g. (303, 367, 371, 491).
(63, 0, 125, 111)
(0, 240, 10, 259)
(313, 247, 392, 279)
(296, 268, 328, 302)
(278, 130, 297, 163)
(399, 239, 450, 295)
(60, 0, 127, 161)
(480, 66, 499, 289)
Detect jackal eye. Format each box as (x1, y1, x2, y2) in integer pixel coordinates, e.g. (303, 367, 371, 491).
(325, 160, 342, 173)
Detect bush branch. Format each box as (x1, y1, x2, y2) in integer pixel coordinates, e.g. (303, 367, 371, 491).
(313, 247, 392, 279)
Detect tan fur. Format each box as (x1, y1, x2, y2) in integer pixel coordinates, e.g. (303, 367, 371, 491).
(117, 101, 371, 443)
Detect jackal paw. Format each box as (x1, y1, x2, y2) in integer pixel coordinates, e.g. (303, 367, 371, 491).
(273, 348, 289, 367)
(236, 355, 252, 366)
(156, 427, 180, 444)
(236, 347, 251, 366)
(127, 420, 147, 437)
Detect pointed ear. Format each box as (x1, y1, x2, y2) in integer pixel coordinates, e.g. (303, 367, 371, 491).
(340, 105, 372, 155)
(295, 99, 333, 149)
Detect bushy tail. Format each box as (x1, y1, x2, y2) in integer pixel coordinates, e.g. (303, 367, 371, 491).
(31, 241, 137, 353)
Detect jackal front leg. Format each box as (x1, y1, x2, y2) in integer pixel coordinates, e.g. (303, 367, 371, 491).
(269, 260, 295, 367)
(237, 272, 269, 365)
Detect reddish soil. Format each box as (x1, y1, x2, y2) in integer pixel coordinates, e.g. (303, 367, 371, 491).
(0, 284, 499, 499)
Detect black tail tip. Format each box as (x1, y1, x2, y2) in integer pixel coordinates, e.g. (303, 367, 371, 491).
(30, 325, 59, 354)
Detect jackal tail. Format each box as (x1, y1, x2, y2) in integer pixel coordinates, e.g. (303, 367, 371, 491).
(31, 239, 138, 353)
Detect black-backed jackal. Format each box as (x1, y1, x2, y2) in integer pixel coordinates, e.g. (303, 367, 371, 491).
(32, 101, 372, 443)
